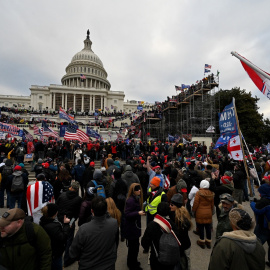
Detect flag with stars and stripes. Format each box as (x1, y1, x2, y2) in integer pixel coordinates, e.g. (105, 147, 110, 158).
(23, 128, 33, 141)
(41, 121, 59, 138)
(26, 181, 54, 216)
(64, 125, 89, 143)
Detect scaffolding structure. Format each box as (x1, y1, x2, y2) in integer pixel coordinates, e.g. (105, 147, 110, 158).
(138, 74, 220, 141)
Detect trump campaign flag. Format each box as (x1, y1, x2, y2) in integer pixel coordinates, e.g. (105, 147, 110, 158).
(232, 51, 270, 100)
(227, 135, 243, 161)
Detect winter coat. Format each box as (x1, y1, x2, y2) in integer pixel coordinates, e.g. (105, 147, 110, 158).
(72, 164, 85, 182)
(209, 230, 265, 270)
(250, 197, 270, 230)
(192, 188, 214, 224)
(124, 195, 142, 240)
(233, 169, 245, 190)
(188, 185, 199, 208)
(141, 217, 179, 269)
(69, 214, 119, 270)
(78, 199, 92, 226)
(86, 169, 107, 189)
(56, 190, 82, 223)
(0, 222, 52, 270)
(39, 216, 70, 258)
(112, 177, 127, 212)
(121, 170, 140, 191)
(213, 183, 234, 207)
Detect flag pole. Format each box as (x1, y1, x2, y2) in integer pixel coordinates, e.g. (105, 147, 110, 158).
(242, 134, 261, 186)
(231, 51, 270, 81)
(232, 98, 254, 197)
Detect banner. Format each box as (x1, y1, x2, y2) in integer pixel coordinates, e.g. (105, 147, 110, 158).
(218, 101, 239, 137)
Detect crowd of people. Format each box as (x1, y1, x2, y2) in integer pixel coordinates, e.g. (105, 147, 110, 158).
(0, 137, 269, 270)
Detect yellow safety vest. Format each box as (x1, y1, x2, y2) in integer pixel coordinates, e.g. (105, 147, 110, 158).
(145, 188, 165, 215)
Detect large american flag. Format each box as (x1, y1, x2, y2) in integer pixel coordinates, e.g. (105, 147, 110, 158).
(33, 125, 40, 135)
(64, 125, 89, 143)
(26, 181, 54, 216)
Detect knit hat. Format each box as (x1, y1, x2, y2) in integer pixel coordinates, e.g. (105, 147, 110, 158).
(42, 162, 49, 169)
(0, 208, 25, 227)
(176, 179, 187, 193)
(38, 158, 43, 164)
(18, 163, 24, 168)
(224, 171, 233, 177)
(258, 183, 270, 198)
(36, 173, 46, 181)
(46, 203, 58, 218)
(5, 159, 13, 166)
(125, 165, 132, 171)
(157, 202, 170, 217)
(200, 180, 210, 189)
(90, 161, 95, 167)
(14, 165, 22, 171)
(71, 181, 80, 191)
(171, 194, 183, 207)
(150, 177, 161, 187)
(220, 175, 233, 185)
(93, 169, 102, 180)
(220, 193, 234, 204)
(152, 165, 161, 171)
(229, 208, 254, 230)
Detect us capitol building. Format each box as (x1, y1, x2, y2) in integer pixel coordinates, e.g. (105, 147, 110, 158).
(0, 30, 145, 114)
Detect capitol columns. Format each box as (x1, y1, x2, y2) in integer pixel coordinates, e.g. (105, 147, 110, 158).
(73, 94, 76, 111)
(53, 93, 56, 110)
(90, 95, 92, 112)
(65, 93, 67, 110)
(82, 94, 84, 112)
(93, 95, 95, 111)
(62, 93, 64, 108)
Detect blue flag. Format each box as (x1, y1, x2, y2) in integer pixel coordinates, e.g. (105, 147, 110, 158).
(218, 101, 239, 137)
(168, 134, 175, 142)
(213, 135, 231, 149)
(86, 127, 100, 139)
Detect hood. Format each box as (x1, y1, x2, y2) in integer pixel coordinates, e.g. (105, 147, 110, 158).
(125, 165, 132, 172)
(5, 159, 13, 166)
(40, 216, 56, 226)
(198, 188, 214, 201)
(222, 230, 257, 253)
(107, 158, 114, 166)
(122, 170, 135, 179)
(258, 183, 270, 198)
(66, 190, 79, 199)
(93, 169, 102, 180)
(12, 171, 23, 177)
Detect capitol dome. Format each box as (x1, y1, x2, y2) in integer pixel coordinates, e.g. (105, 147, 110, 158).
(61, 30, 111, 90)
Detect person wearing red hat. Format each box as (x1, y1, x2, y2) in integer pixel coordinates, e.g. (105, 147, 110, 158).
(8, 165, 29, 209)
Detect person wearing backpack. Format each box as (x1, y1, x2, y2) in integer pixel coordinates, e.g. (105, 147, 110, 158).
(34, 158, 44, 177)
(0, 159, 13, 208)
(15, 143, 26, 163)
(7, 165, 28, 209)
(141, 202, 180, 270)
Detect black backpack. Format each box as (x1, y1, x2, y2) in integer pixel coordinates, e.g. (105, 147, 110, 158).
(11, 174, 24, 193)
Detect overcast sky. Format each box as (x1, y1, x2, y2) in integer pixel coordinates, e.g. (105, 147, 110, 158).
(1, 0, 270, 118)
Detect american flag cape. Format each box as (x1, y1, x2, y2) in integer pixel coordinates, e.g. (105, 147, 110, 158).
(26, 181, 54, 216)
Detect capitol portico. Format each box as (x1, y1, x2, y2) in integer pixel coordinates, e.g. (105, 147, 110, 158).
(29, 30, 125, 112)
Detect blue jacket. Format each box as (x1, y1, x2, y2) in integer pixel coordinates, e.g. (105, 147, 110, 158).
(250, 198, 270, 229)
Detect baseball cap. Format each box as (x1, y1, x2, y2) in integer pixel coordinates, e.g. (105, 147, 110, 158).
(0, 208, 25, 227)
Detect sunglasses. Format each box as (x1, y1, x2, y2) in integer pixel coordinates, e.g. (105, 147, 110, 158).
(134, 186, 141, 191)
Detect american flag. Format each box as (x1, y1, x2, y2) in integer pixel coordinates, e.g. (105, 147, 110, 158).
(26, 181, 54, 216)
(33, 125, 40, 135)
(80, 74, 86, 81)
(41, 121, 59, 138)
(64, 125, 89, 142)
(205, 64, 212, 69)
(175, 85, 182, 91)
(23, 128, 33, 141)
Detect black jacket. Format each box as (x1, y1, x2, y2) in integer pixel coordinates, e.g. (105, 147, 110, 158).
(39, 216, 70, 258)
(56, 190, 82, 223)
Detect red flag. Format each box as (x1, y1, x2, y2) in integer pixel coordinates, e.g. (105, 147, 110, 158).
(227, 135, 243, 161)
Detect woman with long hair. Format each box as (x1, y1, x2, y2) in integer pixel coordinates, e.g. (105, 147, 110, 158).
(169, 194, 192, 270)
(53, 168, 72, 200)
(106, 197, 121, 226)
(124, 183, 145, 270)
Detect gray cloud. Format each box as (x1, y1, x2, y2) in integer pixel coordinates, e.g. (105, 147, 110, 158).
(1, 0, 270, 117)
